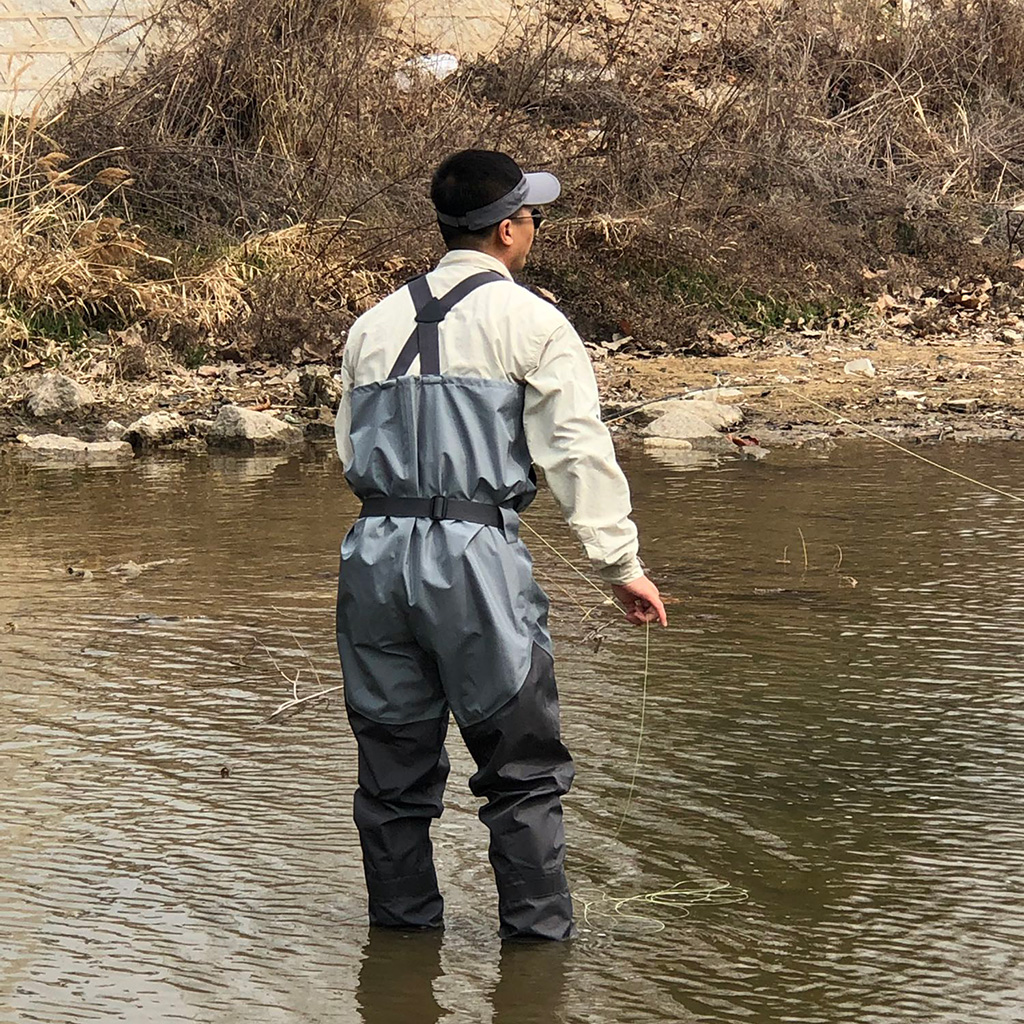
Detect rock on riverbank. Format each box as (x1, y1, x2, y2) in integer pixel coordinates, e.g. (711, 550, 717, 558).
(205, 404, 304, 451)
(25, 373, 96, 420)
(15, 433, 133, 463)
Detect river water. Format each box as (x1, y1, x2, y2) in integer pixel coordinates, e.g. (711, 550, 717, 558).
(2, 440, 1024, 1023)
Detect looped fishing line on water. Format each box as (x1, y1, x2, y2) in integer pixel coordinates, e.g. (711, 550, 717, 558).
(576, 881, 750, 935)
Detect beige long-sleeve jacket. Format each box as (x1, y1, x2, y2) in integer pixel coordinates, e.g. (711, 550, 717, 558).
(335, 249, 643, 585)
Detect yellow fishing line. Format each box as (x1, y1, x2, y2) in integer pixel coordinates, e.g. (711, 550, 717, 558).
(520, 519, 612, 602)
(614, 619, 650, 837)
(775, 385, 1024, 504)
(577, 881, 750, 934)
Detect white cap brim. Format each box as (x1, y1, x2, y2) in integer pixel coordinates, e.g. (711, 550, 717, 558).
(523, 171, 561, 206)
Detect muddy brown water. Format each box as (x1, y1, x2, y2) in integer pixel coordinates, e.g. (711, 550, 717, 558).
(3, 441, 1024, 1024)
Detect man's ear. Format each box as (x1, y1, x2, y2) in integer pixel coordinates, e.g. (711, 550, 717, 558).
(495, 219, 514, 247)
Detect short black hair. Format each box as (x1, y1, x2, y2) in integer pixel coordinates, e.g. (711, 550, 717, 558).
(430, 150, 522, 249)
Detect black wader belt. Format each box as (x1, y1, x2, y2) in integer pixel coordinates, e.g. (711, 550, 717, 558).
(359, 496, 504, 527)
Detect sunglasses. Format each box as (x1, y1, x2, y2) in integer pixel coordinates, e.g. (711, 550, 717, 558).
(510, 209, 545, 231)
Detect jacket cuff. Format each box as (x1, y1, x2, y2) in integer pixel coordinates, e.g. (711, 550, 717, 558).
(597, 557, 645, 587)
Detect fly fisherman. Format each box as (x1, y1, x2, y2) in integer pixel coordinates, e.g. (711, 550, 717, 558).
(334, 150, 668, 942)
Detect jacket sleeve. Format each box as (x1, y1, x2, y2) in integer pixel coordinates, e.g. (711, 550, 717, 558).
(522, 319, 644, 586)
(334, 351, 354, 471)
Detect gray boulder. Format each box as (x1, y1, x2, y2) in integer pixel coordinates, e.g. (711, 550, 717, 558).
(205, 405, 303, 451)
(15, 433, 133, 464)
(25, 373, 96, 419)
(123, 411, 188, 450)
(642, 397, 743, 445)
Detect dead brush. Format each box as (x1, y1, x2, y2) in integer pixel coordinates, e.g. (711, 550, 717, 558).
(5, 0, 1024, 368)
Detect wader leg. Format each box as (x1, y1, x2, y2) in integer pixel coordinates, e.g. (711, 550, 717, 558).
(459, 644, 575, 941)
(347, 707, 450, 929)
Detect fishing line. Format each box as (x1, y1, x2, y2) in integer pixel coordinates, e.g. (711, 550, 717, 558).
(577, 881, 750, 935)
(614, 619, 649, 837)
(520, 517, 653, 837)
(775, 385, 1024, 504)
(520, 519, 613, 602)
(519, 523, 747, 936)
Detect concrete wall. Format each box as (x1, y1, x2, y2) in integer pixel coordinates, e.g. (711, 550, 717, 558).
(0, 0, 155, 113)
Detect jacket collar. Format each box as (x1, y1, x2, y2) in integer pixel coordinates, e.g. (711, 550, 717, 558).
(436, 249, 514, 281)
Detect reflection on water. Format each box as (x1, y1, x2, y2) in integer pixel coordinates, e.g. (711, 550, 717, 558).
(3, 442, 1024, 1023)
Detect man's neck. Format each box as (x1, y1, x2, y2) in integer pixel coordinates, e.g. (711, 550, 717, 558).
(448, 244, 515, 276)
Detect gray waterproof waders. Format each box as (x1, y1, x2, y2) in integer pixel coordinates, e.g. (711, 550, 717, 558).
(337, 271, 575, 940)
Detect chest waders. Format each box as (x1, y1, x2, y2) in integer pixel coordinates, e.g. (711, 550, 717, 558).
(336, 271, 575, 940)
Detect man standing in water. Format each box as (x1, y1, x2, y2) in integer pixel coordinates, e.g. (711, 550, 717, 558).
(334, 150, 667, 941)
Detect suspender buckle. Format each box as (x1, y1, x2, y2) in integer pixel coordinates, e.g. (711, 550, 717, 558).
(429, 495, 448, 520)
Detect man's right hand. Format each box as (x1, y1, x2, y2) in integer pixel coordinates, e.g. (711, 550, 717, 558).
(611, 575, 669, 627)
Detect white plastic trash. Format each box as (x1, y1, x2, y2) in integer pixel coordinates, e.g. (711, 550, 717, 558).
(394, 53, 459, 92)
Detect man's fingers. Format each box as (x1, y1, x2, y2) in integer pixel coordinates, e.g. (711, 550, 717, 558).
(625, 600, 667, 627)
(611, 578, 670, 627)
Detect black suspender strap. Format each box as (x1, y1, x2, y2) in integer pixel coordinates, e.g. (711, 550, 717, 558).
(386, 270, 505, 379)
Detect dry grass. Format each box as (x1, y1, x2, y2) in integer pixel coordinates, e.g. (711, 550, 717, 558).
(2, 0, 1023, 372)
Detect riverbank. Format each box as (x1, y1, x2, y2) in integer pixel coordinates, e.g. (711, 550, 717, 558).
(4, 305, 1024, 460)
(597, 311, 1024, 449)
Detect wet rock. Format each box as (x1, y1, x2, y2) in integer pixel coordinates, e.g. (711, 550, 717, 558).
(844, 358, 876, 378)
(643, 436, 694, 450)
(738, 444, 771, 460)
(25, 373, 96, 419)
(205, 405, 303, 451)
(15, 433, 133, 463)
(642, 397, 742, 445)
(297, 365, 342, 408)
(123, 411, 188, 450)
(104, 419, 127, 438)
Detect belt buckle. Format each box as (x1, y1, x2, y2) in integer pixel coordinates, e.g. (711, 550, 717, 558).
(429, 495, 448, 520)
